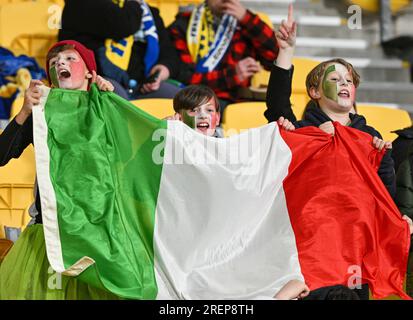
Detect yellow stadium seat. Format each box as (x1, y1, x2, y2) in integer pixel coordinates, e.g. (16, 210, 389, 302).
(131, 98, 174, 119)
(222, 96, 308, 137)
(256, 11, 273, 29)
(357, 104, 412, 141)
(0, 1, 61, 68)
(347, 0, 411, 13)
(222, 101, 412, 142)
(291, 57, 319, 94)
(251, 58, 318, 109)
(290, 94, 307, 120)
(250, 11, 273, 90)
(222, 102, 267, 136)
(0, 142, 35, 239)
(1, 95, 36, 237)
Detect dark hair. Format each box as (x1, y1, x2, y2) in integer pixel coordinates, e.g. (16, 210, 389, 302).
(173, 85, 220, 113)
(325, 286, 361, 300)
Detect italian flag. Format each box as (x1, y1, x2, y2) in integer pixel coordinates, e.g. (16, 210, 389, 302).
(33, 85, 410, 300)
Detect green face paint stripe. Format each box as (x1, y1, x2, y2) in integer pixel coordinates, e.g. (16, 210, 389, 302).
(49, 65, 60, 88)
(322, 65, 338, 103)
(182, 111, 196, 129)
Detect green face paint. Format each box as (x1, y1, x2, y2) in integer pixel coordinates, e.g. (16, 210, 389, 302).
(49, 65, 60, 88)
(182, 111, 196, 129)
(322, 65, 338, 103)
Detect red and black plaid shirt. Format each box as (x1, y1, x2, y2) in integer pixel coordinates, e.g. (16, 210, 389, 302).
(168, 9, 279, 102)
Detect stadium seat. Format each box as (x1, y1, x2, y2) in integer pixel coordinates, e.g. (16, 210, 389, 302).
(291, 58, 318, 90)
(229, 58, 319, 135)
(1, 96, 35, 238)
(0, 142, 35, 239)
(256, 11, 273, 29)
(251, 57, 318, 107)
(0, 1, 61, 68)
(222, 99, 308, 137)
(222, 102, 267, 136)
(357, 104, 412, 141)
(347, 0, 411, 13)
(250, 11, 273, 90)
(131, 98, 174, 119)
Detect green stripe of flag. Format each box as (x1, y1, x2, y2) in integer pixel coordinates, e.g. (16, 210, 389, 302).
(36, 84, 166, 299)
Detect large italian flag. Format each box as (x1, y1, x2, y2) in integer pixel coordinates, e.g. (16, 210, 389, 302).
(33, 85, 410, 299)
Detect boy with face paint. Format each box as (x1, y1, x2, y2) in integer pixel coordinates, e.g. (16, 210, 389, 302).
(12, 41, 114, 218)
(265, 4, 396, 198)
(14, 40, 115, 128)
(167, 85, 294, 137)
(169, 85, 221, 137)
(0, 40, 121, 299)
(264, 4, 409, 300)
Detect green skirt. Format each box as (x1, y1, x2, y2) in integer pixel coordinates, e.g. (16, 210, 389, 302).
(0, 224, 119, 300)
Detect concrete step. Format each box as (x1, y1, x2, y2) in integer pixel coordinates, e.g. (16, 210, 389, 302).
(295, 24, 380, 42)
(244, 0, 340, 16)
(357, 66, 411, 83)
(357, 102, 413, 117)
(297, 55, 411, 82)
(294, 44, 388, 59)
(357, 81, 413, 105)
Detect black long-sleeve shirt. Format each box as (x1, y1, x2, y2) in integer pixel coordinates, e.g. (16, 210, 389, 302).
(265, 63, 397, 198)
(58, 0, 179, 83)
(0, 116, 42, 223)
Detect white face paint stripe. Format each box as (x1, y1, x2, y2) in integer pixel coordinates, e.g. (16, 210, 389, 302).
(333, 63, 355, 108)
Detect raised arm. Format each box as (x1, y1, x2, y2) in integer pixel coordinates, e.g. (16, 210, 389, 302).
(264, 4, 297, 123)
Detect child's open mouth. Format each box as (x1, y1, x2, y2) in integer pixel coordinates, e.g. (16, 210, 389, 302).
(59, 69, 71, 79)
(197, 122, 210, 132)
(338, 89, 350, 99)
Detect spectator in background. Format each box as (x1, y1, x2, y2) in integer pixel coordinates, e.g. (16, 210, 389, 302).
(59, 0, 181, 100)
(168, 0, 278, 114)
(393, 125, 413, 298)
(392, 126, 413, 172)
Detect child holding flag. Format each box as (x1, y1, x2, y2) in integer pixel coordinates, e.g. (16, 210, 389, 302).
(0, 40, 119, 299)
(265, 4, 395, 198)
(264, 4, 413, 300)
(167, 84, 295, 137)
